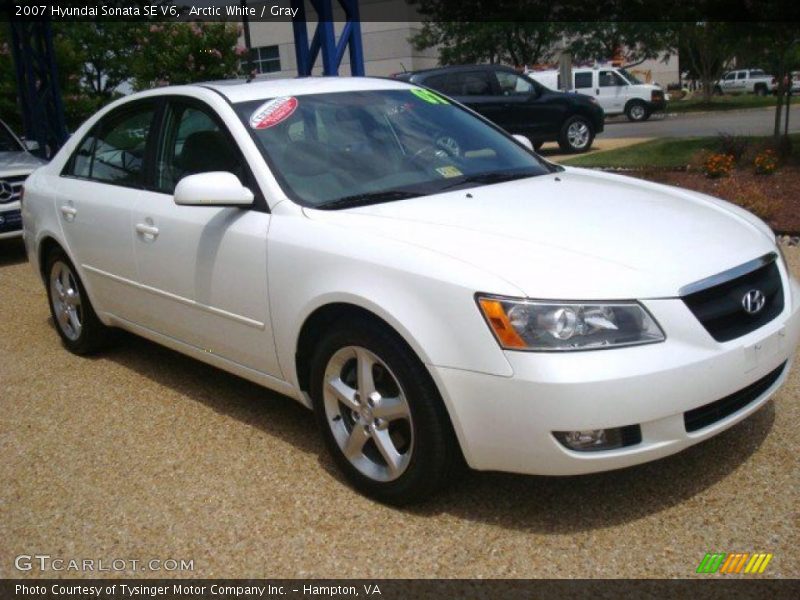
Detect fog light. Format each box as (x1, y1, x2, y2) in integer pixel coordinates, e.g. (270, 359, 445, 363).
(553, 425, 643, 452)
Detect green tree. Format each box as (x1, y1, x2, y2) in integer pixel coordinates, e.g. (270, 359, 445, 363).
(678, 22, 740, 103)
(564, 22, 678, 69)
(130, 22, 244, 90)
(410, 1, 566, 66)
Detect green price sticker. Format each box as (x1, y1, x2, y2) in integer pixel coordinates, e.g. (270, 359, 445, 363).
(411, 88, 449, 105)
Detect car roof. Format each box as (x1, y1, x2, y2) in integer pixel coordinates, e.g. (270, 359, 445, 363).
(401, 64, 517, 78)
(198, 76, 414, 103)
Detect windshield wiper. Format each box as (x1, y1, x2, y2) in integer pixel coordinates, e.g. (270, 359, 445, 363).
(315, 190, 423, 210)
(437, 170, 536, 192)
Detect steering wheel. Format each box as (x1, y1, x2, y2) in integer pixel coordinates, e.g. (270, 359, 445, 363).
(411, 134, 462, 162)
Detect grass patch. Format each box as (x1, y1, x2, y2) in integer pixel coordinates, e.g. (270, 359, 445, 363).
(669, 94, 799, 113)
(562, 134, 800, 169)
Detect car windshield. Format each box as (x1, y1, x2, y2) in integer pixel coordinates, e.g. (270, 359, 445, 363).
(0, 122, 23, 152)
(235, 88, 555, 209)
(617, 69, 642, 85)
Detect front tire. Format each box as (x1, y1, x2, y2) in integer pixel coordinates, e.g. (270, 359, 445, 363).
(309, 319, 460, 505)
(558, 116, 594, 153)
(625, 100, 650, 122)
(45, 248, 110, 355)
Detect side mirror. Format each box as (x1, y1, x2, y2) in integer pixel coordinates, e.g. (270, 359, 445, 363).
(512, 134, 534, 151)
(174, 171, 254, 207)
(23, 139, 40, 152)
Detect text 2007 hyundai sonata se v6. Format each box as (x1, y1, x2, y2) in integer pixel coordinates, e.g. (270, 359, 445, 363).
(21, 77, 800, 504)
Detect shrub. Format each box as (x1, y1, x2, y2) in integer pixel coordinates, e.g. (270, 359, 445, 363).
(717, 133, 749, 163)
(753, 149, 779, 175)
(702, 152, 735, 178)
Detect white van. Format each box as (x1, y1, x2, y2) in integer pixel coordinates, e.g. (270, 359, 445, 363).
(527, 67, 667, 122)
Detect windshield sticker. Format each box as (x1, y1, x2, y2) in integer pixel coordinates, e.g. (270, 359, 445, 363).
(249, 97, 298, 129)
(435, 165, 463, 178)
(411, 88, 449, 105)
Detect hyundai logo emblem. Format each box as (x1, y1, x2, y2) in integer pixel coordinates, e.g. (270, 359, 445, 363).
(742, 289, 766, 315)
(0, 180, 13, 201)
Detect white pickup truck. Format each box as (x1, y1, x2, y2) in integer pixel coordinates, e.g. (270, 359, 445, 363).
(714, 69, 775, 96)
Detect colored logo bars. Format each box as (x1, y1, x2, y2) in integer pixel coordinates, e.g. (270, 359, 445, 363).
(696, 552, 773, 574)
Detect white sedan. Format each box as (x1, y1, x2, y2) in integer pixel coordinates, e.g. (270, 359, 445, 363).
(21, 77, 800, 504)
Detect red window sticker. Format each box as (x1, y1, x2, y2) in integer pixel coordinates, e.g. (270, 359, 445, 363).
(249, 97, 298, 129)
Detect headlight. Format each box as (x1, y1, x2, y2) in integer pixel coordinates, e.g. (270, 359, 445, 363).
(477, 295, 665, 351)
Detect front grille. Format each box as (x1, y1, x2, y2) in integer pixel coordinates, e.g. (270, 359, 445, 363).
(0, 209, 22, 234)
(684, 362, 786, 432)
(0, 174, 26, 205)
(682, 256, 784, 342)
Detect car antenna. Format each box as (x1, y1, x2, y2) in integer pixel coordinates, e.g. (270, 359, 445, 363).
(400, 62, 408, 73)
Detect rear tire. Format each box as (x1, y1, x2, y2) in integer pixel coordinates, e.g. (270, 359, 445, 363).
(755, 85, 767, 97)
(713, 85, 723, 96)
(625, 100, 650, 122)
(309, 318, 461, 505)
(45, 248, 110, 355)
(557, 116, 594, 153)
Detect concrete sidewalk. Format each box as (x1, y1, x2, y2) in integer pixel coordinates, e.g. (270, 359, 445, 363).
(542, 137, 651, 163)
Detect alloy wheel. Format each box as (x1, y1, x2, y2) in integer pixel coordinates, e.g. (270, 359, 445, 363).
(49, 261, 83, 341)
(322, 345, 414, 482)
(567, 121, 590, 150)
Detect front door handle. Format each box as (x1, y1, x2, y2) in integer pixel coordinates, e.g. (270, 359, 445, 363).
(60, 205, 77, 221)
(135, 223, 159, 239)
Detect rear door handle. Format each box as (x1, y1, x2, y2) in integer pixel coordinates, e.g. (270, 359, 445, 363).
(60, 205, 77, 221)
(135, 223, 159, 238)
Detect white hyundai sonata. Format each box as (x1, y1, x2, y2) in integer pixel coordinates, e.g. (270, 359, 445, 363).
(21, 77, 800, 504)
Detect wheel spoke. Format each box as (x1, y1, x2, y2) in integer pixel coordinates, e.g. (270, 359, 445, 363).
(342, 424, 370, 459)
(355, 348, 376, 396)
(373, 395, 408, 421)
(372, 428, 403, 477)
(57, 306, 70, 325)
(67, 308, 81, 333)
(327, 377, 359, 411)
(60, 267, 70, 292)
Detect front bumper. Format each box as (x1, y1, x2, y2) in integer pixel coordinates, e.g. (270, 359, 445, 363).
(0, 203, 23, 240)
(430, 271, 800, 476)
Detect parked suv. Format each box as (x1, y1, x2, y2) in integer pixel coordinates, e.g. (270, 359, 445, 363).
(0, 119, 46, 240)
(394, 65, 604, 153)
(528, 66, 667, 122)
(714, 69, 775, 96)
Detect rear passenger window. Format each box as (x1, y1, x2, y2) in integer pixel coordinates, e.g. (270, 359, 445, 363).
(63, 103, 155, 187)
(424, 71, 492, 96)
(574, 72, 593, 89)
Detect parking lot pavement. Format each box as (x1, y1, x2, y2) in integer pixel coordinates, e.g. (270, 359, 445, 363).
(604, 105, 800, 139)
(1, 237, 798, 579)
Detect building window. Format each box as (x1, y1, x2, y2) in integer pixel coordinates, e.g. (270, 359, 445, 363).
(253, 45, 281, 73)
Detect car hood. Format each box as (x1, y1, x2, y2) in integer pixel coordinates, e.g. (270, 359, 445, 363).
(0, 151, 46, 176)
(305, 168, 777, 299)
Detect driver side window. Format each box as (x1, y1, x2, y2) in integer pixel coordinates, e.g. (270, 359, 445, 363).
(155, 101, 246, 194)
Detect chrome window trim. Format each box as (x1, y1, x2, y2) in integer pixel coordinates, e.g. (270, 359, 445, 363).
(679, 252, 778, 297)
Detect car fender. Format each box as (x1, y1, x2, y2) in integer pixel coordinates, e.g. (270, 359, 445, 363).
(267, 213, 522, 391)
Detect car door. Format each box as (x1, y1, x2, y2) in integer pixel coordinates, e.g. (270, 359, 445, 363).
(721, 71, 737, 92)
(129, 97, 280, 377)
(492, 70, 559, 138)
(596, 70, 628, 114)
(573, 71, 596, 101)
(736, 70, 748, 91)
(56, 100, 157, 316)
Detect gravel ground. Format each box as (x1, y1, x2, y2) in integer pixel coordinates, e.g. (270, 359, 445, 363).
(1, 238, 798, 579)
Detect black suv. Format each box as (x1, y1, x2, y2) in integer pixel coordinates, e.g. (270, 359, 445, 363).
(394, 64, 604, 153)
